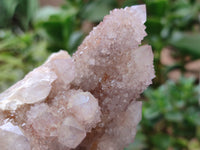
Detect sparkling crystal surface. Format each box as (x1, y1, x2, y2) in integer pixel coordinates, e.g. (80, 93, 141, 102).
(0, 5, 154, 150)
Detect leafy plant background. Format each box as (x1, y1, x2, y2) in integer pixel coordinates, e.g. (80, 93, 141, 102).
(0, 0, 199, 149)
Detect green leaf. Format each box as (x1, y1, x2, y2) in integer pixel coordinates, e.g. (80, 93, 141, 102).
(0, 0, 20, 27)
(122, 0, 143, 7)
(67, 31, 84, 54)
(81, 0, 114, 22)
(145, 17, 163, 35)
(146, 0, 168, 17)
(169, 32, 200, 58)
(151, 134, 172, 149)
(165, 111, 183, 122)
(185, 107, 200, 126)
(34, 5, 79, 52)
(15, 0, 38, 30)
(34, 6, 77, 24)
(143, 106, 160, 120)
(34, 7, 62, 23)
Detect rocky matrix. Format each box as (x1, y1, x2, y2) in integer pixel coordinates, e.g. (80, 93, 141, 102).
(0, 5, 155, 150)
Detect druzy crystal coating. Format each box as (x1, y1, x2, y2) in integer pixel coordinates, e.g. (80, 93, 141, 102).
(0, 5, 154, 150)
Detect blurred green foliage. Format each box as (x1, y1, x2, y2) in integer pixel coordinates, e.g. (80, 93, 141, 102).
(0, 0, 38, 30)
(33, 0, 118, 53)
(34, 1, 83, 53)
(0, 30, 49, 91)
(126, 77, 200, 150)
(144, 0, 200, 85)
(0, 0, 200, 149)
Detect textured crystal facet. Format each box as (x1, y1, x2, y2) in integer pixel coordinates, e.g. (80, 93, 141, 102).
(0, 5, 154, 150)
(0, 122, 31, 150)
(58, 116, 86, 148)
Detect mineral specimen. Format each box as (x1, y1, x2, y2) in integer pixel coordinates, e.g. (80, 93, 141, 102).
(0, 5, 155, 150)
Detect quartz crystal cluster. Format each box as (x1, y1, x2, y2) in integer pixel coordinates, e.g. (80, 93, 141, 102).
(0, 5, 155, 150)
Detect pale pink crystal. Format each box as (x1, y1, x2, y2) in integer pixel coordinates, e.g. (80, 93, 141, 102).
(0, 122, 31, 150)
(67, 91, 101, 128)
(0, 66, 57, 110)
(58, 116, 86, 148)
(26, 103, 60, 137)
(0, 5, 155, 150)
